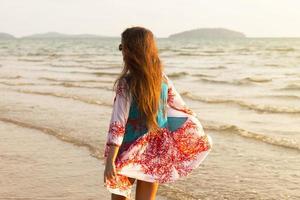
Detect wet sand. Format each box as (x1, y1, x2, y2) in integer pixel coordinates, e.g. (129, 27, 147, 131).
(0, 121, 169, 200)
(0, 121, 108, 200)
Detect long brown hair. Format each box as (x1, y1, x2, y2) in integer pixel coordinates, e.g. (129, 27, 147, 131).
(113, 26, 165, 132)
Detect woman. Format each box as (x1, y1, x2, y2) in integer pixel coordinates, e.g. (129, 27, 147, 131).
(103, 26, 213, 200)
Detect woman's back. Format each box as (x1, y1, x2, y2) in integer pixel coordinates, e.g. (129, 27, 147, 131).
(118, 74, 169, 156)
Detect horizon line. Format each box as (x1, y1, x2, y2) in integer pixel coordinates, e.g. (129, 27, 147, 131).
(1, 31, 300, 39)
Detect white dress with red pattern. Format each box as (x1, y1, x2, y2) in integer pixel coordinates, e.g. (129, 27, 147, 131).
(103, 72, 213, 198)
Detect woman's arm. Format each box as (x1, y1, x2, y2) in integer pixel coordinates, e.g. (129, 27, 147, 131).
(163, 72, 196, 116)
(105, 145, 120, 164)
(104, 78, 131, 182)
(104, 145, 119, 182)
(104, 77, 131, 157)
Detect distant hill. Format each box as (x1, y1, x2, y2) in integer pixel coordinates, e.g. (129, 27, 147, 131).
(0, 32, 15, 39)
(22, 32, 111, 39)
(169, 28, 246, 39)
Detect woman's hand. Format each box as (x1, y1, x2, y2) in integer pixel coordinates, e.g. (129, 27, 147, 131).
(104, 160, 117, 183)
(103, 145, 120, 184)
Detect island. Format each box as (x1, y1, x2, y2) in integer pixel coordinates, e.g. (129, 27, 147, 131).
(0, 32, 16, 39)
(168, 28, 246, 39)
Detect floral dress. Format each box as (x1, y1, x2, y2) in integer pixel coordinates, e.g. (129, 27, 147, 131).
(103, 72, 213, 198)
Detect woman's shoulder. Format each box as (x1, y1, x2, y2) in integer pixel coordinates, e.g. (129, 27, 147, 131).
(162, 71, 170, 85)
(114, 76, 131, 98)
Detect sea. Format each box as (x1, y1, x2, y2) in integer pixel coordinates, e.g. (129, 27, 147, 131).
(0, 37, 299, 200)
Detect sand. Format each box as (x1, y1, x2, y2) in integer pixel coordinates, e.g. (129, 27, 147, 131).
(0, 121, 170, 200)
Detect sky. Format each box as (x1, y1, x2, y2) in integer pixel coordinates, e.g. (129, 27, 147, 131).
(1, 0, 299, 38)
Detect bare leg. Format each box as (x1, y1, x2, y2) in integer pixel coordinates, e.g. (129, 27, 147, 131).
(111, 177, 136, 200)
(111, 193, 128, 200)
(135, 179, 159, 200)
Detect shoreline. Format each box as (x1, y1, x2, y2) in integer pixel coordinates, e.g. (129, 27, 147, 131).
(0, 120, 169, 200)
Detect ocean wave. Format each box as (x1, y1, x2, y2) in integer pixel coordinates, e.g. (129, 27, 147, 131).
(158, 48, 179, 53)
(198, 77, 252, 86)
(0, 117, 101, 159)
(203, 120, 300, 151)
(49, 63, 118, 71)
(265, 94, 300, 100)
(98, 65, 122, 69)
(166, 49, 183, 52)
(199, 66, 227, 70)
(0, 75, 22, 79)
(22, 67, 118, 77)
(49, 63, 111, 70)
(70, 58, 116, 63)
(182, 91, 300, 114)
(239, 77, 272, 83)
(175, 49, 227, 56)
(0, 81, 36, 86)
(168, 71, 189, 78)
(37, 68, 120, 77)
(39, 77, 113, 84)
(199, 77, 236, 85)
(73, 59, 98, 63)
(49, 63, 84, 68)
(26, 52, 51, 57)
(231, 48, 251, 52)
(39, 77, 72, 82)
(11, 89, 111, 107)
(31, 68, 79, 74)
(0, 79, 111, 90)
(93, 71, 120, 76)
(202, 50, 225, 53)
(182, 46, 199, 50)
(50, 82, 111, 90)
(45, 53, 105, 58)
(265, 64, 280, 67)
(198, 76, 272, 86)
(266, 47, 295, 52)
(177, 52, 221, 56)
(18, 58, 45, 62)
(192, 73, 217, 78)
(279, 83, 300, 91)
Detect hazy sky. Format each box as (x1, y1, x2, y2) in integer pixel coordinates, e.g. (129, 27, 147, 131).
(1, 0, 299, 38)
